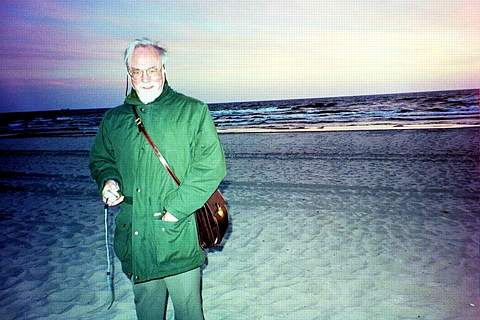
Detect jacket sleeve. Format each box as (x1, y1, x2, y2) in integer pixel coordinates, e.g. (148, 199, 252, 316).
(163, 104, 226, 220)
(89, 115, 123, 193)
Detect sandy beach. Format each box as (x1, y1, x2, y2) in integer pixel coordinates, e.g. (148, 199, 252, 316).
(0, 127, 479, 320)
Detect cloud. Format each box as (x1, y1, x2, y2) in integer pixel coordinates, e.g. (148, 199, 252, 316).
(1, 0, 478, 111)
(1, 0, 84, 22)
(1, 77, 123, 88)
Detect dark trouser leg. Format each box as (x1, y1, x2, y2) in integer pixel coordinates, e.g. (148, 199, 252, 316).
(132, 278, 168, 320)
(165, 267, 204, 320)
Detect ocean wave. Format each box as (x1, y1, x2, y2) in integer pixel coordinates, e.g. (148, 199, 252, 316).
(0, 89, 478, 137)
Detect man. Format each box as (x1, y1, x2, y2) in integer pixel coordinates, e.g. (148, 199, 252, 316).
(89, 38, 226, 320)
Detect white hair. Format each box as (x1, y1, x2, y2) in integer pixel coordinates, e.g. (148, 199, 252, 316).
(123, 37, 167, 68)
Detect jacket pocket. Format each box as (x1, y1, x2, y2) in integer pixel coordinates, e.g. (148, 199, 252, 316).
(153, 216, 201, 264)
(113, 210, 132, 263)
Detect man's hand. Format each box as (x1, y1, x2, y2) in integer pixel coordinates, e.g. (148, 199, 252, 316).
(160, 211, 178, 222)
(102, 180, 124, 206)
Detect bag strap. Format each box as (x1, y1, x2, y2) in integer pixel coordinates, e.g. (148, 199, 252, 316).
(131, 106, 181, 186)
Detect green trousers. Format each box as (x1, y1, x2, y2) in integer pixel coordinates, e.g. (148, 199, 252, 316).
(132, 267, 204, 320)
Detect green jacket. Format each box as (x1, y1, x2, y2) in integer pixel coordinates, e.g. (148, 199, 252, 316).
(89, 83, 226, 283)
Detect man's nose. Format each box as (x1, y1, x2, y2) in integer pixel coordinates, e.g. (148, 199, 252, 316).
(141, 71, 151, 82)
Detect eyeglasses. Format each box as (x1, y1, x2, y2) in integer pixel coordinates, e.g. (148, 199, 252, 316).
(128, 66, 163, 80)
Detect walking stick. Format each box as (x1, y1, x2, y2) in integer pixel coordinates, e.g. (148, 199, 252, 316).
(104, 204, 115, 309)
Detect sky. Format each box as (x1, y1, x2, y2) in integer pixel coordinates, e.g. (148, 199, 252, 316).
(0, 0, 479, 112)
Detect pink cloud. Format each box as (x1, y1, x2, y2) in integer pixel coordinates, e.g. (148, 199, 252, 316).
(1, 0, 84, 22)
(1, 1, 127, 73)
(455, 1, 480, 29)
(1, 15, 126, 83)
(0, 77, 124, 89)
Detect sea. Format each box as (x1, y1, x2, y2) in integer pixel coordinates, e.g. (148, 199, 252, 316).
(0, 88, 478, 137)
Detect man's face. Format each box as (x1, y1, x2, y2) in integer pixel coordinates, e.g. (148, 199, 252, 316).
(129, 46, 165, 104)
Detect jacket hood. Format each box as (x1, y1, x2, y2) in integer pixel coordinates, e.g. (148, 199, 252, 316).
(124, 80, 173, 106)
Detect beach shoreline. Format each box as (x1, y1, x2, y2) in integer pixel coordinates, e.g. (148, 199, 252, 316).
(1, 120, 479, 138)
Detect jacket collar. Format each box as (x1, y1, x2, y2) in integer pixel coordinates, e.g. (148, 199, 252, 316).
(124, 81, 173, 106)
